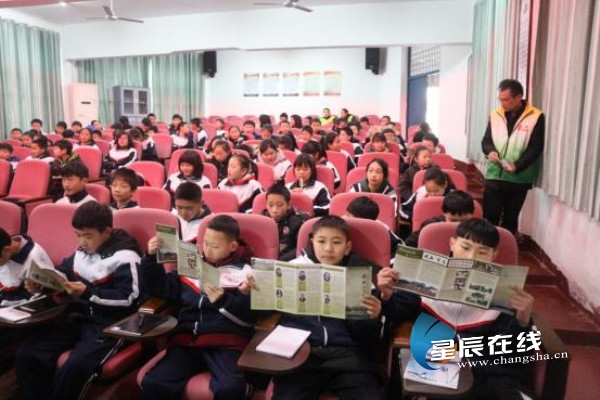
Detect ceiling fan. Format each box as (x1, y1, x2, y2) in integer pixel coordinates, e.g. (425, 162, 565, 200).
(86, 0, 144, 23)
(253, 0, 313, 13)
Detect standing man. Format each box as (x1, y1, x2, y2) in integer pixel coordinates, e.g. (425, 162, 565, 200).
(481, 79, 545, 235)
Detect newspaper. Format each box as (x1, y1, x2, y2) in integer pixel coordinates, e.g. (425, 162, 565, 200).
(250, 258, 371, 320)
(156, 224, 179, 263)
(176, 240, 221, 288)
(26, 259, 67, 292)
(392, 245, 528, 312)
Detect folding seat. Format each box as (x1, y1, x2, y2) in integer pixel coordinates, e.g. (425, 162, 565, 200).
(2, 139, 22, 147)
(357, 152, 400, 173)
(102, 132, 114, 142)
(95, 139, 111, 157)
(113, 208, 179, 254)
(282, 150, 297, 163)
(133, 187, 171, 211)
(231, 148, 250, 158)
(330, 192, 396, 232)
(129, 161, 166, 188)
(167, 149, 206, 176)
(201, 189, 240, 213)
(0, 160, 11, 197)
(27, 203, 79, 265)
(4, 159, 52, 216)
(345, 167, 399, 190)
(0, 201, 23, 235)
(284, 166, 335, 196)
(74, 147, 103, 180)
(407, 125, 420, 144)
(339, 142, 355, 159)
(412, 169, 467, 192)
(242, 139, 261, 147)
(86, 183, 111, 205)
(251, 192, 314, 215)
(412, 196, 483, 233)
(153, 134, 173, 160)
(46, 133, 63, 144)
(132, 141, 143, 159)
(11, 146, 32, 160)
(431, 153, 455, 169)
(365, 114, 380, 125)
(325, 151, 348, 194)
(256, 163, 274, 190)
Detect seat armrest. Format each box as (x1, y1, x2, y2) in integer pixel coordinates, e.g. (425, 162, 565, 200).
(393, 320, 414, 348)
(139, 297, 169, 314)
(4, 195, 52, 205)
(256, 312, 282, 331)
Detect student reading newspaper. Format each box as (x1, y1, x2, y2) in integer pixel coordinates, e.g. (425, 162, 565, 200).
(243, 216, 385, 400)
(377, 218, 536, 400)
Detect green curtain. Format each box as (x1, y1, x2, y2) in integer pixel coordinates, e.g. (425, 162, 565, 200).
(149, 53, 203, 122)
(75, 57, 149, 126)
(0, 18, 63, 138)
(467, 0, 522, 161)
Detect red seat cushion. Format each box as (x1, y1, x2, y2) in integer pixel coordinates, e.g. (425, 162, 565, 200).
(57, 343, 142, 381)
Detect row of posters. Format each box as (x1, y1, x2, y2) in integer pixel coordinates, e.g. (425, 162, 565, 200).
(243, 71, 342, 97)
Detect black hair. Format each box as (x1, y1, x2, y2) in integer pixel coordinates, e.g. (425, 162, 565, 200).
(147, 113, 156, 118)
(63, 129, 75, 139)
(0, 228, 10, 250)
(290, 114, 302, 128)
(216, 118, 225, 125)
(32, 136, 49, 150)
(279, 120, 291, 127)
(207, 214, 241, 241)
(54, 139, 73, 153)
(442, 190, 475, 215)
(261, 123, 273, 134)
(324, 132, 339, 150)
(422, 133, 439, 146)
(341, 108, 349, 115)
(259, 114, 271, 127)
(293, 154, 317, 182)
(381, 127, 395, 136)
(371, 132, 386, 143)
(119, 116, 130, 127)
(177, 121, 188, 131)
(359, 116, 370, 124)
(339, 127, 353, 138)
(259, 139, 278, 154)
(347, 196, 379, 220)
(243, 120, 256, 128)
(304, 116, 313, 124)
(115, 131, 134, 150)
(141, 117, 152, 128)
(280, 112, 288, 119)
(91, 130, 102, 140)
(312, 215, 350, 240)
(381, 115, 391, 123)
(211, 139, 232, 154)
(301, 140, 326, 161)
(422, 167, 449, 186)
(172, 114, 182, 120)
(190, 117, 202, 128)
(229, 153, 258, 178)
(112, 168, 139, 191)
(26, 130, 41, 140)
(411, 146, 431, 166)
(30, 118, 43, 126)
(312, 119, 322, 126)
(456, 218, 499, 248)
(56, 121, 67, 129)
(301, 125, 313, 135)
(61, 162, 89, 179)
(71, 121, 82, 128)
(278, 134, 297, 151)
(366, 158, 390, 182)
(174, 181, 202, 202)
(10, 127, 23, 134)
(0, 143, 14, 153)
(498, 79, 524, 97)
(179, 150, 204, 177)
(72, 202, 113, 232)
(266, 183, 291, 203)
(334, 117, 347, 125)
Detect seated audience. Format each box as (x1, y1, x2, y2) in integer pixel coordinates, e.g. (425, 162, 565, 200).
(257, 139, 292, 182)
(109, 168, 139, 210)
(55, 163, 96, 205)
(172, 182, 211, 243)
(164, 150, 212, 197)
(285, 154, 331, 216)
(217, 154, 263, 213)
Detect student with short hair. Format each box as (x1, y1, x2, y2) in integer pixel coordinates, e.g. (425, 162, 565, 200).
(50, 140, 82, 200)
(261, 184, 309, 261)
(71, 121, 82, 135)
(10, 128, 23, 142)
(26, 137, 54, 164)
(172, 182, 211, 243)
(257, 139, 292, 182)
(226, 125, 254, 158)
(107, 131, 138, 171)
(277, 134, 300, 155)
(260, 123, 275, 142)
(378, 218, 536, 400)
(301, 140, 341, 189)
(16, 202, 142, 400)
(214, 118, 227, 138)
(139, 214, 256, 400)
(217, 154, 263, 213)
(0, 143, 19, 169)
(399, 167, 455, 221)
(54, 121, 67, 136)
(323, 131, 356, 172)
(421, 132, 441, 153)
(190, 117, 209, 148)
(279, 120, 292, 136)
(172, 121, 195, 150)
(169, 114, 183, 136)
(247, 216, 384, 400)
(55, 163, 96, 205)
(130, 127, 158, 162)
(74, 128, 99, 150)
(242, 120, 260, 140)
(285, 154, 331, 216)
(338, 127, 363, 160)
(299, 125, 315, 144)
(164, 150, 212, 197)
(30, 118, 44, 135)
(319, 107, 336, 125)
(91, 130, 103, 143)
(109, 168, 139, 210)
(206, 139, 232, 182)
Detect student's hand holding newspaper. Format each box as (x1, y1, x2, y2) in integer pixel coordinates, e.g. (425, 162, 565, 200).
(377, 268, 399, 302)
(509, 286, 534, 327)
(24, 279, 42, 294)
(204, 284, 224, 303)
(239, 273, 258, 296)
(361, 294, 382, 319)
(62, 281, 87, 297)
(147, 236, 163, 255)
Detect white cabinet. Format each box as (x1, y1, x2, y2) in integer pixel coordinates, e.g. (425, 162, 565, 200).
(113, 86, 151, 125)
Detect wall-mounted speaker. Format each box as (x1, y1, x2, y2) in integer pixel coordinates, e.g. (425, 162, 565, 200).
(203, 51, 217, 78)
(366, 48, 385, 75)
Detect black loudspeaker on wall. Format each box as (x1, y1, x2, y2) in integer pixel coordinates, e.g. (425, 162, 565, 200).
(366, 48, 385, 75)
(203, 51, 217, 78)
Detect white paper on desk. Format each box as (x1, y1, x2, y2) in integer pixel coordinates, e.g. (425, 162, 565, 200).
(0, 307, 31, 322)
(256, 325, 311, 359)
(401, 349, 460, 389)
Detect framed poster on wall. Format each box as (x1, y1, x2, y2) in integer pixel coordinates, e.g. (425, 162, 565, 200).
(323, 70, 342, 96)
(243, 73, 260, 97)
(282, 72, 300, 97)
(262, 72, 280, 97)
(303, 71, 321, 96)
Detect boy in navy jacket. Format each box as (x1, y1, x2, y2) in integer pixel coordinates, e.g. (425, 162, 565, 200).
(16, 202, 142, 400)
(139, 215, 256, 400)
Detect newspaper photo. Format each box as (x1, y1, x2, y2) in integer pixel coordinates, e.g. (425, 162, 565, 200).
(392, 245, 528, 312)
(176, 240, 220, 288)
(156, 224, 179, 263)
(251, 258, 371, 319)
(26, 259, 67, 292)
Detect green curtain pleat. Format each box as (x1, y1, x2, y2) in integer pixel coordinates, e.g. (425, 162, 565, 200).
(0, 18, 64, 137)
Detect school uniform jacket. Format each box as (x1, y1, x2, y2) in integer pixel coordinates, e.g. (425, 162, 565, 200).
(286, 179, 331, 216)
(57, 229, 142, 325)
(108, 148, 137, 168)
(139, 244, 256, 343)
(171, 134, 195, 150)
(55, 190, 97, 206)
(319, 159, 341, 189)
(141, 136, 158, 161)
(196, 130, 209, 148)
(110, 200, 139, 211)
(399, 164, 428, 202)
(218, 175, 263, 213)
(0, 235, 52, 307)
(164, 172, 212, 196)
(50, 153, 82, 178)
(350, 179, 398, 209)
(26, 153, 54, 164)
(260, 208, 308, 261)
(74, 141, 99, 151)
(207, 155, 231, 182)
(259, 152, 292, 182)
(173, 206, 212, 243)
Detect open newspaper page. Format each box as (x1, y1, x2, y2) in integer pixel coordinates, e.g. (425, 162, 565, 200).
(251, 258, 276, 310)
(275, 262, 301, 314)
(459, 260, 501, 308)
(200, 259, 221, 289)
(156, 224, 178, 263)
(392, 246, 449, 298)
(490, 265, 529, 312)
(177, 240, 200, 279)
(292, 263, 322, 316)
(26, 259, 66, 292)
(345, 267, 372, 319)
(320, 265, 347, 319)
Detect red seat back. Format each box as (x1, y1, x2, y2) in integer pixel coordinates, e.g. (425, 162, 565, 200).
(296, 217, 390, 268)
(168, 149, 207, 176)
(358, 152, 400, 173)
(340, 142, 355, 158)
(330, 192, 396, 231)
(0, 160, 11, 196)
(74, 147, 103, 179)
(9, 160, 50, 197)
(11, 146, 32, 161)
(46, 134, 63, 144)
(202, 189, 240, 213)
(129, 161, 166, 188)
(28, 204, 79, 265)
(412, 169, 467, 193)
(2, 139, 22, 147)
(326, 151, 348, 194)
(153, 134, 173, 159)
(283, 165, 335, 196)
(282, 150, 297, 163)
(133, 187, 171, 211)
(0, 201, 23, 235)
(197, 213, 279, 259)
(256, 163, 274, 190)
(345, 167, 399, 190)
(364, 142, 401, 156)
(113, 208, 178, 254)
(431, 153, 454, 169)
(251, 192, 314, 215)
(95, 139, 111, 157)
(86, 183, 111, 205)
(412, 196, 483, 233)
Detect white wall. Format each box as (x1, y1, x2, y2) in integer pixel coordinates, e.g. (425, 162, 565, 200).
(0, 8, 61, 31)
(438, 45, 471, 160)
(204, 47, 406, 121)
(60, 1, 473, 60)
(520, 189, 600, 318)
